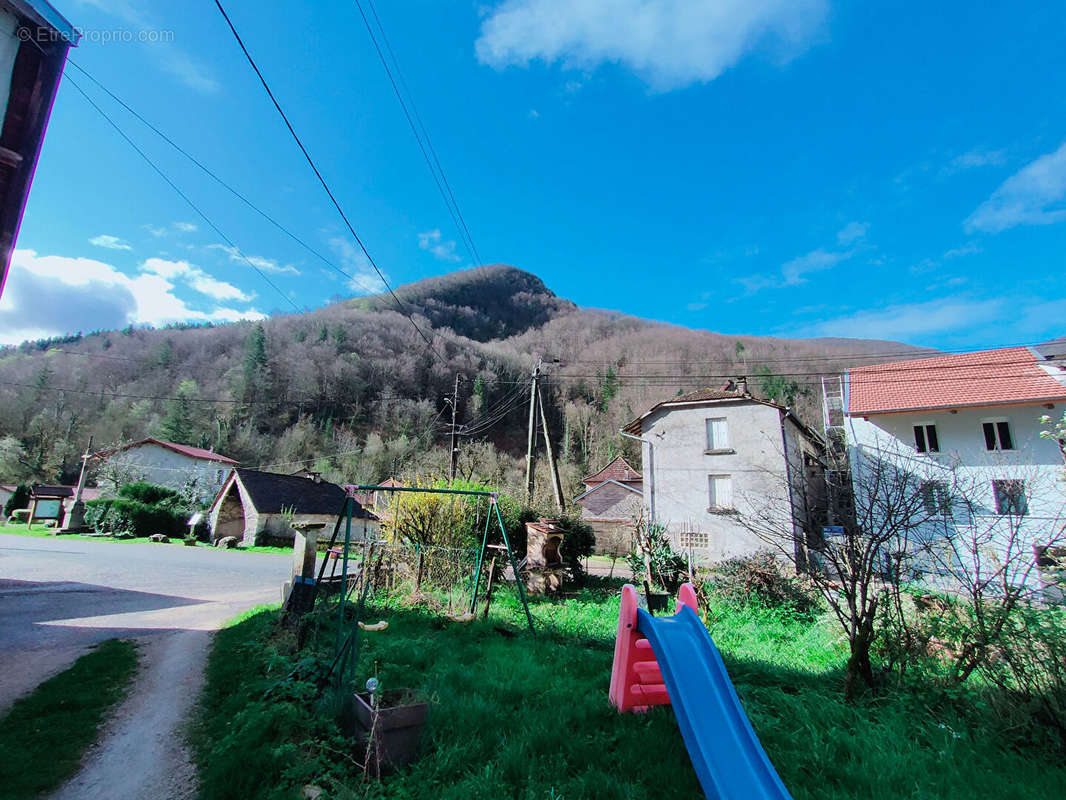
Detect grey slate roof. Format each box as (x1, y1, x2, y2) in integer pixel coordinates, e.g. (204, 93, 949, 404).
(233, 469, 373, 518)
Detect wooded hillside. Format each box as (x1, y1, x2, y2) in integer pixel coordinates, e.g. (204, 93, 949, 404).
(0, 264, 930, 503)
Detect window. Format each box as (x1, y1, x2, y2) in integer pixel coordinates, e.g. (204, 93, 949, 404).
(708, 474, 733, 510)
(216, 469, 225, 484)
(679, 530, 710, 549)
(913, 424, 940, 453)
(921, 480, 950, 516)
(982, 420, 1014, 451)
(993, 480, 1028, 516)
(705, 417, 730, 451)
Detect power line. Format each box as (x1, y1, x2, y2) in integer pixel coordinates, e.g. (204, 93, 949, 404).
(65, 59, 392, 302)
(64, 73, 300, 313)
(555, 340, 1052, 367)
(212, 0, 444, 362)
(353, 0, 482, 266)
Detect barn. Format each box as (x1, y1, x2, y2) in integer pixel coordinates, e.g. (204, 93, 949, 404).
(208, 469, 378, 547)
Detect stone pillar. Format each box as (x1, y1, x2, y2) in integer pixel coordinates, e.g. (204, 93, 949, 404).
(283, 522, 326, 615)
(292, 522, 325, 582)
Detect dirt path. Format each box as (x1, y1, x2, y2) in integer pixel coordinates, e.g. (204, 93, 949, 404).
(50, 629, 211, 800)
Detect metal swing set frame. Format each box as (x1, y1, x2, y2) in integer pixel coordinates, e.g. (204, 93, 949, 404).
(316, 484, 535, 643)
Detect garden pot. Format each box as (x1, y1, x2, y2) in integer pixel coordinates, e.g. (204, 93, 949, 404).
(353, 689, 428, 773)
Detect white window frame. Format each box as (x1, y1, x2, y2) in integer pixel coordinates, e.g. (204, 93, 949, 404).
(920, 480, 950, 516)
(708, 474, 733, 511)
(981, 417, 1014, 451)
(912, 422, 940, 454)
(705, 417, 731, 452)
(992, 479, 1028, 516)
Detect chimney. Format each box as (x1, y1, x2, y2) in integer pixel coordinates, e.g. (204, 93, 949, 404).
(720, 379, 736, 392)
(736, 377, 748, 395)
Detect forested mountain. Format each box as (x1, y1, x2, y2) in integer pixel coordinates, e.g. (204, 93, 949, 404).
(0, 265, 931, 504)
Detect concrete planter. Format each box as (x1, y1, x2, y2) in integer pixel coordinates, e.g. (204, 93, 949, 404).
(353, 690, 428, 773)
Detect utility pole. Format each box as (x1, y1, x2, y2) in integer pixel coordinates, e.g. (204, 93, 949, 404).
(537, 382, 565, 513)
(525, 359, 541, 504)
(449, 373, 460, 481)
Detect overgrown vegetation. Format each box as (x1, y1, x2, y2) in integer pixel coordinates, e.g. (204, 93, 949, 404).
(85, 480, 192, 538)
(194, 582, 1066, 800)
(0, 639, 139, 799)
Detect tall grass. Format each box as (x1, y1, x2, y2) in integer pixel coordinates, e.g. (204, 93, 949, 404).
(193, 584, 1066, 800)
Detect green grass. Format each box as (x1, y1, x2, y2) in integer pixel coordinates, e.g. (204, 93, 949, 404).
(0, 522, 137, 543)
(193, 584, 1066, 800)
(0, 639, 139, 799)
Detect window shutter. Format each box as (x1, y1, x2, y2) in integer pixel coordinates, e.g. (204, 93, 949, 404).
(996, 421, 1013, 451)
(713, 418, 729, 449)
(708, 475, 717, 507)
(709, 475, 732, 509)
(913, 425, 927, 453)
(983, 422, 997, 450)
(926, 425, 939, 453)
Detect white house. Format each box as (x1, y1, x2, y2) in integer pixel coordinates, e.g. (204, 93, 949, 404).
(843, 346, 1066, 591)
(622, 383, 825, 563)
(90, 438, 239, 502)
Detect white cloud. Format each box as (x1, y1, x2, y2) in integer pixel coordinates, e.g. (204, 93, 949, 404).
(739, 222, 868, 293)
(328, 237, 387, 295)
(527, 108, 540, 119)
(206, 244, 300, 275)
(836, 221, 868, 245)
(944, 147, 1006, 175)
(89, 234, 132, 251)
(141, 258, 252, 302)
(795, 298, 1003, 340)
(0, 249, 264, 345)
(475, 0, 827, 91)
(75, 0, 219, 94)
(965, 141, 1066, 233)
(417, 229, 462, 262)
(173, 221, 198, 233)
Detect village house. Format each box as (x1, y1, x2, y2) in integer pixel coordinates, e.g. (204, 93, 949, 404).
(622, 382, 825, 562)
(208, 468, 378, 547)
(90, 438, 238, 502)
(573, 456, 643, 556)
(842, 346, 1066, 590)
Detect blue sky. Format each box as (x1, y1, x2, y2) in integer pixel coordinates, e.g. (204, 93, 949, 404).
(1, 0, 1064, 349)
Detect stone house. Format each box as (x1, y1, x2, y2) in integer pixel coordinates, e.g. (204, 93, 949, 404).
(90, 438, 238, 503)
(573, 456, 643, 556)
(208, 468, 378, 546)
(622, 383, 825, 563)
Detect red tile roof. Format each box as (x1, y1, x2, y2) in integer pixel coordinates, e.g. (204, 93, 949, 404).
(847, 347, 1066, 415)
(582, 456, 642, 485)
(93, 437, 239, 465)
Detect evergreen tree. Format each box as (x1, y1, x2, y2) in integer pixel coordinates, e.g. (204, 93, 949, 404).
(159, 380, 200, 445)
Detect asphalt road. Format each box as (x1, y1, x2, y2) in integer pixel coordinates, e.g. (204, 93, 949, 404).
(0, 533, 294, 800)
(0, 534, 293, 710)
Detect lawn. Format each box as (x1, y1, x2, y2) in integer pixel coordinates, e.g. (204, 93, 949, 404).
(193, 581, 1066, 800)
(0, 638, 139, 799)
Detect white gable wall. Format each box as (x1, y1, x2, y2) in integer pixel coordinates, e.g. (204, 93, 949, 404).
(845, 402, 1066, 587)
(99, 443, 231, 503)
(638, 400, 804, 562)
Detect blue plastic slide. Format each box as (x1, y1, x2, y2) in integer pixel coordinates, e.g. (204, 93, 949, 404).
(636, 605, 793, 800)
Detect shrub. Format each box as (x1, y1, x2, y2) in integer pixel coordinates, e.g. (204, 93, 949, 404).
(117, 481, 183, 507)
(85, 483, 190, 538)
(3, 484, 30, 518)
(627, 518, 686, 591)
(559, 515, 596, 583)
(706, 551, 819, 615)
